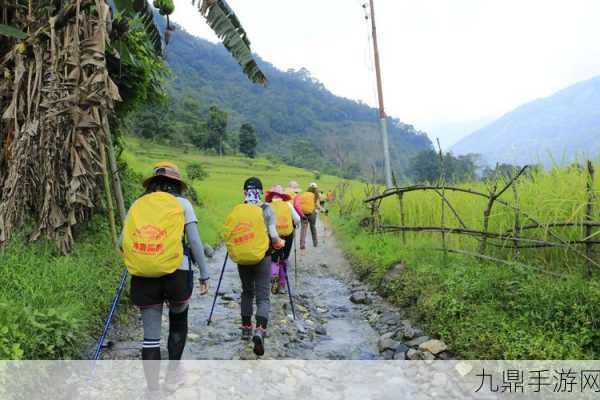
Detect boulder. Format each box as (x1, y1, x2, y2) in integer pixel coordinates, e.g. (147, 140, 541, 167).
(393, 343, 409, 355)
(349, 291, 371, 305)
(378, 333, 400, 353)
(419, 339, 448, 355)
(406, 349, 425, 360)
(406, 336, 431, 347)
(382, 349, 395, 360)
(422, 351, 436, 361)
(393, 351, 406, 360)
(315, 324, 327, 336)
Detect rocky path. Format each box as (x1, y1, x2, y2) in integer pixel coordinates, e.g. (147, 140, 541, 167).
(106, 219, 449, 362)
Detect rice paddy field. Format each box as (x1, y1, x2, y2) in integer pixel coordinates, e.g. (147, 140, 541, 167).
(328, 161, 600, 359)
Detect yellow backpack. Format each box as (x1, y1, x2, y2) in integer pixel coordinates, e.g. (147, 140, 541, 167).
(223, 204, 269, 265)
(299, 192, 316, 215)
(123, 192, 185, 277)
(270, 200, 293, 236)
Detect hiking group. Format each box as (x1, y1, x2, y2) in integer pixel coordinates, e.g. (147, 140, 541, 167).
(121, 161, 329, 399)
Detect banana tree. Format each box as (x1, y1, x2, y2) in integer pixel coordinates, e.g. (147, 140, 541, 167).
(0, 0, 266, 253)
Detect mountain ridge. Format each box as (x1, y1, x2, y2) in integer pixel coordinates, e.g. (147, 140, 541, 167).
(451, 75, 600, 166)
(160, 22, 432, 178)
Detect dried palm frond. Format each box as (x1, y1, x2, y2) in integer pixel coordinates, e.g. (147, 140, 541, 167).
(0, 0, 120, 253)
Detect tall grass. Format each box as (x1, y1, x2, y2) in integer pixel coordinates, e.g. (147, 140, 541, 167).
(342, 163, 600, 275)
(330, 161, 600, 359)
(0, 223, 124, 359)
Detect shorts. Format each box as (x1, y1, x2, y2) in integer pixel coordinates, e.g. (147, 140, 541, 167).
(130, 270, 192, 308)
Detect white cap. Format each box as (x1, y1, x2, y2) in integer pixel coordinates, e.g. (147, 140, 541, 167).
(309, 182, 318, 188)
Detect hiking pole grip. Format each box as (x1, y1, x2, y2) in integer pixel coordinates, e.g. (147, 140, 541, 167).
(89, 268, 129, 376)
(207, 252, 228, 326)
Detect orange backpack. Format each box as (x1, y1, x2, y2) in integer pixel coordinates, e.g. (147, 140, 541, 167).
(299, 192, 316, 215)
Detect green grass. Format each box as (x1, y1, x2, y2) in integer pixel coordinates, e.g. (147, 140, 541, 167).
(0, 222, 124, 359)
(329, 162, 600, 359)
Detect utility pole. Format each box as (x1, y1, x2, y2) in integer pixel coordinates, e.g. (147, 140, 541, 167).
(368, 0, 393, 188)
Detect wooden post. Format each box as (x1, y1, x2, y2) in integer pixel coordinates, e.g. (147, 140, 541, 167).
(99, 142, 118, 248)
(480, 165, 499, 255)
(436, 139, 448, 265)
(512, 180, 521, 258)
(103, 115, 127, 223)
(586, 161, 595, 277)
(398, 193, 406, 244)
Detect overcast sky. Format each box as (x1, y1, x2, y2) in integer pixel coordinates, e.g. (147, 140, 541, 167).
(170, 0, 600, 147)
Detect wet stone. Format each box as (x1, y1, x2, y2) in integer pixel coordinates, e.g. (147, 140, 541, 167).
(315, 324, 327, 335)
(407, 349, 425, 360)
(406, 336, 431, 347)
(393, 351, 406, 360)
(358, 351, 378, 360)
(382, 349, 395, 360)
(419, 339, 448, 355)
(349, 291, 371, 305)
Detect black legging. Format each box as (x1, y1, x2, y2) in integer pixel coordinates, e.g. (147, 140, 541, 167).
(272, 231, 294, 263)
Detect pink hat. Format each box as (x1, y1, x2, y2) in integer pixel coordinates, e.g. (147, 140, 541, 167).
(265, 185, 292, 202)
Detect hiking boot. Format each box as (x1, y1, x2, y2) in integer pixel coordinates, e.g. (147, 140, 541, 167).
(143, 388, 163, 400)
(241, 324, 253, 341)
(252, 327, 266, 356)
(163, 365, 188, 393)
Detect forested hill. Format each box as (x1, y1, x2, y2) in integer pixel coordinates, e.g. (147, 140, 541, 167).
(158, 24, 432, 178)
(451, 75, 600, 166)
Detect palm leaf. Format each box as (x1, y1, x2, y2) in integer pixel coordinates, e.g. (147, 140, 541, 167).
(0, 24, 27, 40)
(111, 0, 163, 53)
(199, 0, 267, 85)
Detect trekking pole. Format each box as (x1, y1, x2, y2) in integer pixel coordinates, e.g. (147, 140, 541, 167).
(284, 268, 297, 320)
(207, 252, 229, 326)
(89, 268, 129, 376)
(293, 235, 298, 285)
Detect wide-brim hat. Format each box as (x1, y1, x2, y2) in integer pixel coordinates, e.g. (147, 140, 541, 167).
(265, 185, 292, 202)
(287, 180, 301, 194)
(143, 161, 188, 190)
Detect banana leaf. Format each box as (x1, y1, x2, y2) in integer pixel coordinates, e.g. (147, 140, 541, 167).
(200, 0, 267, 85)
(0, 24, 27, 39)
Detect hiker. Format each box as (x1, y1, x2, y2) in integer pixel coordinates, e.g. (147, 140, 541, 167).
(326, 190, 335, 203)
(319, 190, 328, 215)
(265, 185, 301, 294)
(299, 182, 320, 249)
(223, 177, 285, 356)
(285, 180, 305, 219)
(121, 161, 210, 399)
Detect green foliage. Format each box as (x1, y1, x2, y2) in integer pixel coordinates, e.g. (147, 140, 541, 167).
(108, 15, 169, 116)
(314, 170, 321, 181)
(408, 150, 479, 183)
(0, 230, 124, 359)
(206, 105, 228, 155)
(153, 0, 174, 15)
(239, 123, 257, 158)
(186, 162, 209, 182)
(159, 27, 432, 179)
(0, 23, 27, 39)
